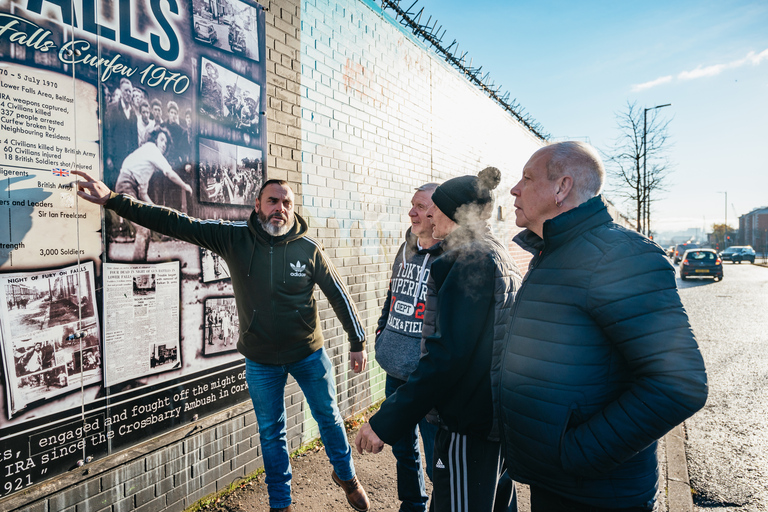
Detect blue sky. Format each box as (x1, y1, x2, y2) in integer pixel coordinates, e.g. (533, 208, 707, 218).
(413, 0, 768, 234)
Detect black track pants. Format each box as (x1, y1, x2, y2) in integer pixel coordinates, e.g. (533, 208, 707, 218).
(430, 430, 516, 512)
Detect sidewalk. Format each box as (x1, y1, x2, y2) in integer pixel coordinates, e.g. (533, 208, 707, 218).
(194, 422, 695, 511)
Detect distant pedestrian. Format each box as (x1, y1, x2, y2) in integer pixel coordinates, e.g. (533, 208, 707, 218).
(500, 141, 708, 511)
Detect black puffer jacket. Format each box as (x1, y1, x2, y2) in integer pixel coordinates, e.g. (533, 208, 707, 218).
(499, 196, 708, 509)
(370, 223, 521, 443)
(106, 193, 365, 364)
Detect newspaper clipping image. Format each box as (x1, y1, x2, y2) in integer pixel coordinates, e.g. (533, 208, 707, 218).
(103, 262, 181, 386)
(0, 262, 101, 417)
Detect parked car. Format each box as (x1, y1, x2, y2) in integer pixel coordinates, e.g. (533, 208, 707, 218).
(680, 249, 723, 281)
(673, 242, 700, 264)
(719, 246, 756, 264)
(194, 17, 218, 45)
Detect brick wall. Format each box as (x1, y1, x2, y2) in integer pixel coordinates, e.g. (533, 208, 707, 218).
(4, 1, 545, 509)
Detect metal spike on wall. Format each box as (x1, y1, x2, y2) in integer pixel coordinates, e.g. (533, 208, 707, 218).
(380, 0, 548, 140)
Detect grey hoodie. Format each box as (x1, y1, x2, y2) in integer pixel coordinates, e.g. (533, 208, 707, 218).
(375, 228, 442, 381)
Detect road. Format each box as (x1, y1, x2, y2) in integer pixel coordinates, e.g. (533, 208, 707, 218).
(677, 261, 768, 511)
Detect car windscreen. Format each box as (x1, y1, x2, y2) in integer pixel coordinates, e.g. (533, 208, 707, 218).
(689, 251, 715, 261)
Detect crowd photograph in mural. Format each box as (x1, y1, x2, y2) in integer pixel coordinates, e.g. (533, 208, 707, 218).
(0, 0, 267, 497)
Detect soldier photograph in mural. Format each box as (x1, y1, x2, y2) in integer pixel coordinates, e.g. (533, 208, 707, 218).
(198, 138, 263, 206)
(192, 0, 261, 62)
(199, 58, 261, 138)
(201, 247, 231, 282)
(203, 297, 239, 355)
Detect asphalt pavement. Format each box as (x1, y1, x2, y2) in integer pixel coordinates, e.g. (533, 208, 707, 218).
(675, 260, 768, 512)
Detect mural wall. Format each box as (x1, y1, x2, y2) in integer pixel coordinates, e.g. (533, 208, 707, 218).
(0, 0, 266, 496)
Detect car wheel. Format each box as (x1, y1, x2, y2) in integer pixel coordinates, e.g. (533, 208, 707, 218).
(681, 275, 688, 281)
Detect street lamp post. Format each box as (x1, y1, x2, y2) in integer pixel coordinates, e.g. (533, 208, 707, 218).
(718, 191, 727, 248)
(642, 103, 671, 238)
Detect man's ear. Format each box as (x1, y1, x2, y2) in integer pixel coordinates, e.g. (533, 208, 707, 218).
(556, 175, 574, 201)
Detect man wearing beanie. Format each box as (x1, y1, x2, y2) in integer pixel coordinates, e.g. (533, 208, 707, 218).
(357, 168, 522, 512)
(374, 183, 442, 512)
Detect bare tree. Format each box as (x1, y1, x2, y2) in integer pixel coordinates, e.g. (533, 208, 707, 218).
(604, 101, 672, 236)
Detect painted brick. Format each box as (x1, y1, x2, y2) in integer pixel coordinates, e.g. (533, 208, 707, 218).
(123, 466, 163, 498)
(200, 460, 229, 487)
(46, 479, 100, 510)
(186, 481, 217, 507)
(155, 474, 173, 497)
(133, 485, 155, 508)
(75, 486, 121, 512)
(100, 459, 144, 491)
(134, 495, 166, 512)
(18, 501, 46, 512)
(111, 495, 134, 512)
(163, 498, 186, 512)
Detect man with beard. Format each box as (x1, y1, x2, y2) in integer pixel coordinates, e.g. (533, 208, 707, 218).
(71, 174, 370, 512)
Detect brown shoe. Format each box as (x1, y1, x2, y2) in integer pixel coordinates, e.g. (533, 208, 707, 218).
(269, 507, 292, 512)
(332, 470, 370, 511)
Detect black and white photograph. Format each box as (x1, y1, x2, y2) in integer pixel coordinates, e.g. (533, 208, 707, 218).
(4, 319, 102, 417)
(201, 247, 231, 283)
(150, 342, 179, 368)
(102, 75, 195, 264)
(4, 270, 96, 339)
(199, 57, 262, 137)
(192, 0, 261, 62)
(198, 138, 264, 206)
(133, 274, 157, 296)
(203, 298, 239, 355)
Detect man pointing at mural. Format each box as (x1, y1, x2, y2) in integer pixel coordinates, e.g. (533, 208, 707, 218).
(72, 170, 371, 512)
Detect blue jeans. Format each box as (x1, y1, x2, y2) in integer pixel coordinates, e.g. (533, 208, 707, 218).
(245, 348, 355, 509)
(386, 374, 439, 512)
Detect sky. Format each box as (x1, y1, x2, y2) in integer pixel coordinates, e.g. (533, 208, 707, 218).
(413, 0, 768, 235)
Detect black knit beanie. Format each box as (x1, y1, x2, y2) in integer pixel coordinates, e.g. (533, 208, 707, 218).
(431, 167, 502, 222)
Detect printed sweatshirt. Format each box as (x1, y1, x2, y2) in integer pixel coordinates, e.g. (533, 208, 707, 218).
(105, 193, 365, 364)
(375, 229, 442, 381)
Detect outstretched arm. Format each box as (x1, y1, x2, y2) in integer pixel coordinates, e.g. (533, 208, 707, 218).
(72, 170, 112, 206)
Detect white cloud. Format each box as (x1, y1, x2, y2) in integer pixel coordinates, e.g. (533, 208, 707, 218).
(632, 47, 768, 91)
(679, 64, 726, 80)
(632, 75, 673, 92)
